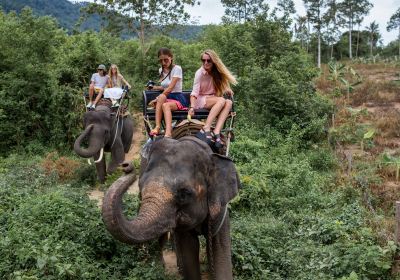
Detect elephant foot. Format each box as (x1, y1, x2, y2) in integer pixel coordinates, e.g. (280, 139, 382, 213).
(106, 165, 118, 175)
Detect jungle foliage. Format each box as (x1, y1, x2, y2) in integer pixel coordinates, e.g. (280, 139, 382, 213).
(0, 5, 397, 280)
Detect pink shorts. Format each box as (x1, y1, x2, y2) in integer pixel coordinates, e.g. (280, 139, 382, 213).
(166, 99, 187, 110)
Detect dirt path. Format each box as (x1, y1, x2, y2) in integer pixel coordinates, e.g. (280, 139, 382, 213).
(88, 113, 144, 204)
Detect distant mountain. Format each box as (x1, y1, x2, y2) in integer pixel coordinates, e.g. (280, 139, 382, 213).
(0, 0, 102, 31)
(0, 0, 204, 40)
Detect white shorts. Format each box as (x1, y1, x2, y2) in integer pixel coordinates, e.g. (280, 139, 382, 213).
(104, 87, 123, 99)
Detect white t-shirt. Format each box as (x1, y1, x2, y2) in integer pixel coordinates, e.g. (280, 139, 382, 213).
(159, 65, 182, 93)
(91, 73, 109, 88)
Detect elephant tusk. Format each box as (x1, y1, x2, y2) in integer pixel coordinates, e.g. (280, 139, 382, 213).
(87, 159, 92, 165)
(94, 148, 104, 163)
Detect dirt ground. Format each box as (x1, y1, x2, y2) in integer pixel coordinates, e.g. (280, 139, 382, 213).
(320, 62, 400, 220)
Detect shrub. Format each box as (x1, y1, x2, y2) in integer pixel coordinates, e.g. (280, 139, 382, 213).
(0, 156, 169, 279)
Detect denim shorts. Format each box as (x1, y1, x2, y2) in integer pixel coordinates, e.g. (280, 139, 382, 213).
(167, 92, 189, 108)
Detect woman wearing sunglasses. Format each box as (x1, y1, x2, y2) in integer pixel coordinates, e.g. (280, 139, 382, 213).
(188, 49, 237, 148)
(148, 47, 188, 137)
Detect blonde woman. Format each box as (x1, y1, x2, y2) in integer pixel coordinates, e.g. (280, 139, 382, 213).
(189, 50, 237, 148)
(104, 64, 131, 107)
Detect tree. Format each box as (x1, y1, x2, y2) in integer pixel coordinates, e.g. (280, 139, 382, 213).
(323, 0, 342, 59)
(294, 15, 308, 49)
(337, 0, 373, 59)
(366, 21, 380, 57)
(221, 0, 268, 23)
(387, 8, 400, 57)
(82, 0, 199, 52)
(272, 0, 296, 30)
(303, 0, 326, 68)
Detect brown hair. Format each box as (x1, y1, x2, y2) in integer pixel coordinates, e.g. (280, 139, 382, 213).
(158, 47, 174, 78)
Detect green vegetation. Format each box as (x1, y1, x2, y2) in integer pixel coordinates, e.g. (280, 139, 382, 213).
(0, 2, 399, 279)
(0, 0, 102, 31)
(0, 155, 170, 279)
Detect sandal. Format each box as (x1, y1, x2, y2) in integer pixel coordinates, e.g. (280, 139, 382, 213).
(213, 133, 223, 149)
(149, 126, 160, 136)
(195, 128, 212, 145)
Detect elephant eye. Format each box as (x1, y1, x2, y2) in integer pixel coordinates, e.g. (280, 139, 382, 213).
(176, 188, 193, 205)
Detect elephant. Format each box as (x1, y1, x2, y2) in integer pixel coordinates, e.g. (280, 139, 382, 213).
(74, 104, 133, 183)
(102, 136, 240, 280)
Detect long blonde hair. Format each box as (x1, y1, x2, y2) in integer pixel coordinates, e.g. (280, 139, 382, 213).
(202, 50, 237, 96)
(108, 64, 120, 87)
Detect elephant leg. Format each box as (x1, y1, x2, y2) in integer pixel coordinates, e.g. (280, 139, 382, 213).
(121, 116, 133, 153)
(107, 137, 124, 174)
(208, 213, 233, 280)
(95, 151, 106, 183)
(172, 232, 184, 275)
(174, 230, 201, 280)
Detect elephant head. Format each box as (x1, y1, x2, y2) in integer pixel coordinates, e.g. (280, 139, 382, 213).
(102, 136, 240, 279)
(74, 105, 133, 183)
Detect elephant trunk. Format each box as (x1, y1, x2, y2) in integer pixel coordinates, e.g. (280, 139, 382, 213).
(74, 124, 104, 158)
(102, 165, 176, 244)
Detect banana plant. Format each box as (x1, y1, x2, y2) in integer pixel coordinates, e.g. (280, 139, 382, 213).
(382, 153, 400, 181)
(340, 66, 362, 101)
(327, 61, 362, 100)
(328, 60, 346, 88)
(361, 128, 375, 151)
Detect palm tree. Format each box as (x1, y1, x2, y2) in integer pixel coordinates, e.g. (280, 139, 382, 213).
(295, 15, 308, 49)
(387, 8, 400, 57)
(366, 21, 379, 57)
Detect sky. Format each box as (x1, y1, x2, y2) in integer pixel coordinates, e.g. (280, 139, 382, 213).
(185, 0, 400, 45)
(72, 0, 400, 45)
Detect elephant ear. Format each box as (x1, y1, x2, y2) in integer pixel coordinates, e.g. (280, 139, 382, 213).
(208, 153, 240, 234)
(138, 139, 154, 178)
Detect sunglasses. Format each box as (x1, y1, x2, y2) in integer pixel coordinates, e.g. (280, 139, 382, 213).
(201, 58, 212, 64)
(97, 69, 103, 71)
(159, 58, 170, 63)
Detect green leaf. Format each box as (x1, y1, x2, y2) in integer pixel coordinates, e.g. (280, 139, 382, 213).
(363, 129, 375, 139)
(37, 257, 47, 270)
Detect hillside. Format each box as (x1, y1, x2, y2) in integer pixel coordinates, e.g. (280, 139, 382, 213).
(0, 0, 204, 40)
(0, 0, 102, 31)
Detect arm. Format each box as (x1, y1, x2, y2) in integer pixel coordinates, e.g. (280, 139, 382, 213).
(190, 69, 201, 98)
(189, 70, 201, 116)
(161, 77, 180, 96)
(120, 74, 131, 89)
(188, 95, 196, 116)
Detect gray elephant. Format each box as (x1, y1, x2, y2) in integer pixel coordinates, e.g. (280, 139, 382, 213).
(74, 104, 133, 183)
(102, 136, 240, 280)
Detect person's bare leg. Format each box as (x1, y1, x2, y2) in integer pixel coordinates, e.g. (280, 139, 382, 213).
(88, 85, 95, 103)
(154, 94, 167, 131)
(213, 99, 232, 134)
(162, 102, 178, 137)
(93, 88, 104, 105)
(203, 96, 226, 131)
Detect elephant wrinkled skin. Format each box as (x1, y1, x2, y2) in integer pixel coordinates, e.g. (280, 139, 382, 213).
(74, 105, 133, 183)
(102, 136, 240, 280)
